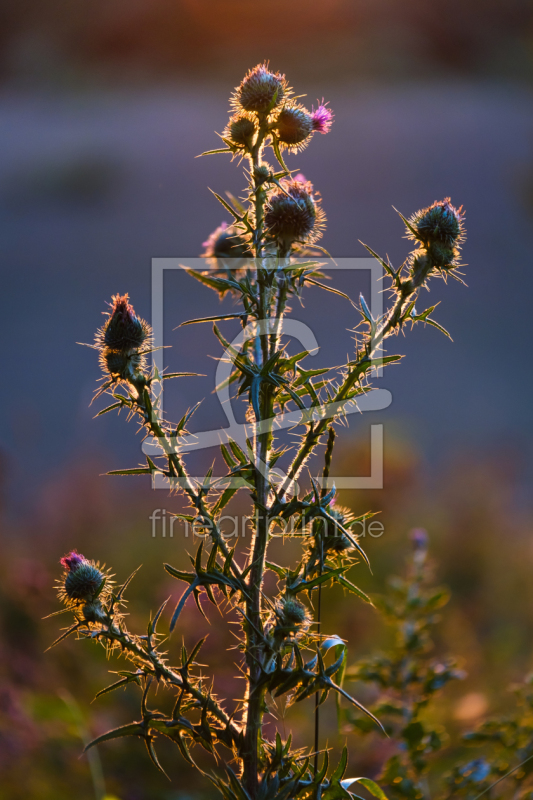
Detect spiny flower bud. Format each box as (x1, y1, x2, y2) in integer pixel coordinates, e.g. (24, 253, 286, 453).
(311, 101, 334, 134)
(202, 221, 253, 259)
(64, 564, 105, 602)
(234, 63, 286, 114)
(60, 552, 105, 602)
(274, 105, 313, 150)
(101, 348, 144, 379)
(407, 198, 465, 247)
(271, 596, 312, 642)
(225, 114, 256, 148)
(427, 241, 460, 270)
(253, 164, 272, 185)
(264, 178, 325, 252)
(95, 294, 152, 384)
(100, 294, 150, 352)
(280, 596, 309, 626)
(320, 506, 356, 553)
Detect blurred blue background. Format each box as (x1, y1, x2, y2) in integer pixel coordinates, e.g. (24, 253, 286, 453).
(2, 3, 533, 505)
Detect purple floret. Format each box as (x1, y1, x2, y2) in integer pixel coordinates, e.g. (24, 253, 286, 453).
(311, 102, 334, 134)
(60, 551, 86, 572)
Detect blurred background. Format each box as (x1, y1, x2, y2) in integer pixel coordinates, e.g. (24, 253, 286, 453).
(1, 0, 533, 797)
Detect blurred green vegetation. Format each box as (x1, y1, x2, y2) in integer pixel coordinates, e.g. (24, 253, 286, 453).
(1, 431, 531, 798)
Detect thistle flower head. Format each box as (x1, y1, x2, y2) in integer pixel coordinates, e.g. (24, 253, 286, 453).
(280, 596, 309, 625)
(97, 293, 151, 353)
(407, 198, 465, 247)
(233, 63, 287, 114)
(202, 221, 253, 260)
(94, 294, 152, 385)
(271, 596, 312, 641)
(273, 105, 313, 151)
(59, 552, 107, 603)
(253, 164, 272, 185)
(319, 505, 357, 553)
(311, 101, 334, 134)
(427, 241, 461, 270)
(264, 178, 325, 252)
(224, 114, 256, 149)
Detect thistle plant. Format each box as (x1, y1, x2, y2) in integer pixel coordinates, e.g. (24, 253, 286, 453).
(447, 676, 533, 799)
(346, 530, 465, 799)
(48, 63, 467, 799)
(332, 532, 533, 800)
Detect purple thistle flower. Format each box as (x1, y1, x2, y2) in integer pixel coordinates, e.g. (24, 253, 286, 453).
(57, 551, 110, 606)
(202, 221, 252, 259)
(311, 101, 334, 134)
(64, 561, 105, 601)
(441, 197, 464, 222)
(95, 293, 150, 353)
(60, 551, 86, 572)
(111, 293, 134, 321)
(202, 221, 228, 250)
(95, 293, 151, 359)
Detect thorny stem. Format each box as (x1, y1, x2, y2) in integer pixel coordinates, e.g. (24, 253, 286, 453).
(243, 385, 273, 797)
(90, 620, 242, 746)
(251, 116, 268, 261)
(271, 261, 289, 354)
(138, 404, 244, 585)
(313, 546, 322, 778)
(242, 118, 282, 798)
(314, 428, 334, 775)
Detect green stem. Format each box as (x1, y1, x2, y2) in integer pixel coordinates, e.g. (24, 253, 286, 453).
(242, 386, 273, 797)
(313, 545, 323, 777)
(242, 120, 280, 798)
(314, 427, 334, 773)
(99, 621, 242, 746)
(242, 302, 288, 796)
(140, 408, 244, 584)
(270, 258, 289, 356)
